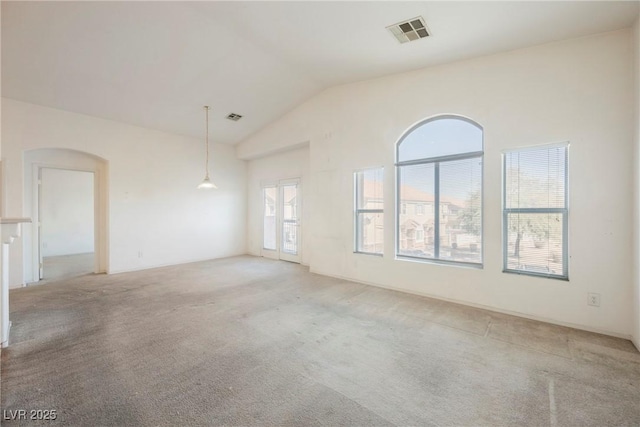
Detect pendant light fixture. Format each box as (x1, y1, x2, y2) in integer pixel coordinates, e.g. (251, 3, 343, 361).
(197, 105, 217, 189)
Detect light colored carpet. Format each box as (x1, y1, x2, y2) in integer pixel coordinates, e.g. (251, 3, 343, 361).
(41, 253, 94, 283)
(2, 255, 639, 426)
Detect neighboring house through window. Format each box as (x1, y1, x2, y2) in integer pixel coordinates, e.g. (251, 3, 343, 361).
(396, 115, 483, 265)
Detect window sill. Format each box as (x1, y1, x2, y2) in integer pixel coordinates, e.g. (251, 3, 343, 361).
(354, 251, 383, 257)
(502, 269, 569, 281)
(396, 255, 483, 270)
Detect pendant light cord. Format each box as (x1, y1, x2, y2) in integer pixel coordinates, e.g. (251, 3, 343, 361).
(204, 106, 210, 179)
(197, 105, 216, 189)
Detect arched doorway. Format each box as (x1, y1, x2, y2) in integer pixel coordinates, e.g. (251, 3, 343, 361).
(23, 148, 109, 283)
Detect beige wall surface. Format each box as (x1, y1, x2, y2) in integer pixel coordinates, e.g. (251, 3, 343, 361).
(238, 30, 636, 337)
(2, 98, 247, 286)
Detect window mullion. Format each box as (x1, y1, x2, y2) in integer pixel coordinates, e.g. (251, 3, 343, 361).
(434, 162, 440, 259)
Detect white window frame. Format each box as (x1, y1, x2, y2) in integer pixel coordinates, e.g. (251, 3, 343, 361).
(502, 142, 569, 280)
(395, 115, 484, 268)
(354, 167, 384, 256)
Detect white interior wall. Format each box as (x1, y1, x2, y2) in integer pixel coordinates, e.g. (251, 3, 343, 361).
(41, 168, 94, 257)
(0, 161, 4, 216)
(2, 98, 247, 287)
(632, 16, 640, 349)
(246, 146, 311, 266)
(238, 30, 636, 338)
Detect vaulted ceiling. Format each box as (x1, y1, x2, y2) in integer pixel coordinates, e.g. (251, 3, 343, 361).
(2, 1, 638, 145)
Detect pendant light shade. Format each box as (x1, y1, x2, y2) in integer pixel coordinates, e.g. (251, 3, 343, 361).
(198, 105, 218, 190)
(197, 175, 217, 190)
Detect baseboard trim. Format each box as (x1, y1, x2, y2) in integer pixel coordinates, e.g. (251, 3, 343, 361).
(309, 267, 632, 341)
(248, 251, 309, 267)
(107, 252, 249, 275)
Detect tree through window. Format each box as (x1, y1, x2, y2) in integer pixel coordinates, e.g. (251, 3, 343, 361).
(503, 144, 568, 279)
(396, 116, 483, 266)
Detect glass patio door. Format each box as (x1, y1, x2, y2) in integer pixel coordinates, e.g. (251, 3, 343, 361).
(262, 179, 301, 263)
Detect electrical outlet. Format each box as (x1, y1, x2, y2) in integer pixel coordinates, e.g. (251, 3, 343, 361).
(587, 293, 601, 307)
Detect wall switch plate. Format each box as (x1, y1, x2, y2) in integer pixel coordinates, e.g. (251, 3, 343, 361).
(587, 293, 601, 307)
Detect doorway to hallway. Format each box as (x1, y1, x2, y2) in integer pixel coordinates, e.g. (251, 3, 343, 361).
(39, 168, 95, 282)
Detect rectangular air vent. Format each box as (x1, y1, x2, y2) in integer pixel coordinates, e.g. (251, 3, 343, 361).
(387, 16, 430, 44)
(226, 113, 243, 121)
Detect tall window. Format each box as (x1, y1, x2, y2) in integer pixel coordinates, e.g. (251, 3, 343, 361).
(503, 143, 568, 279)
(396, 116, 483, 266)
(354, 168, 384, 255)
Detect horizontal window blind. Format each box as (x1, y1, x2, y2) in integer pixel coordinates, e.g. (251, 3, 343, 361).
(503, 144, 568, 279)
(505, 147, 566, 209)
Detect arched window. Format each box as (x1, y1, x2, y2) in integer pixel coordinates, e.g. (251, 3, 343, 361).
(396, 116, 483, 266)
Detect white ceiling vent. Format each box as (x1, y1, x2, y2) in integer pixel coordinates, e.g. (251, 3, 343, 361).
(226, 113, 243, 121)
(387, 17, 430, 44)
